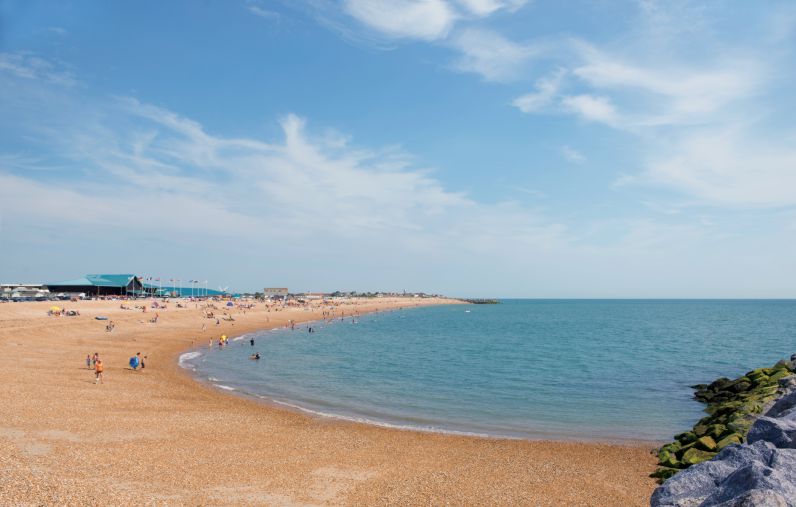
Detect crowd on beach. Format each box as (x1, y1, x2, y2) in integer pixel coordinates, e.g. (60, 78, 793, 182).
(71, 295, 405, 388)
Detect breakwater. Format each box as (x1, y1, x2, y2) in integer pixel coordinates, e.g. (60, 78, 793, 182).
(652, 355, 796, 506)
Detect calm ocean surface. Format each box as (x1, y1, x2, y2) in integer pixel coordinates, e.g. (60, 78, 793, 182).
(181, 300, 796, 441)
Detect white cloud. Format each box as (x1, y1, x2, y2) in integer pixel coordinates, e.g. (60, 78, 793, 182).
(450, 28, 538, 81)
(561, 94, 619, 126)
(455, 0, 527, 16)
(571, 43, 763, 126)
(624, 128, 796, 208)
(343, 0, 456, 41)
(247, 5, 280, 19)
(561, 145, 585, 164)
(512, 69, 565, 113)
(0, 52, 75, 86)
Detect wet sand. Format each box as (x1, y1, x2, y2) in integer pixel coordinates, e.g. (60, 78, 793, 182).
(0, 298, 657, 506)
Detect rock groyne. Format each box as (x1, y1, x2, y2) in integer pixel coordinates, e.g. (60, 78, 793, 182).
(651, 355, 796, 507)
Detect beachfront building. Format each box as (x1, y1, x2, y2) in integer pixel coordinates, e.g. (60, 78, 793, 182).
(263, 288, 289, 298)
(0, 283, 50, 300)
(302, 292, 329, 300)
(142, 283, 228, 298)
(45, 274, 145, 297)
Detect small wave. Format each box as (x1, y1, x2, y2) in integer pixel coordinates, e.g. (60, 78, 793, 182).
(208, 376, 221, 382)
(269, 400, 497, 439)
(215, 384, 236, 391)
(178, 351, 202, 369)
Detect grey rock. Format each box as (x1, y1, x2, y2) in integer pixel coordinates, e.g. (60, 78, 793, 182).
(747, 416, 796, 448)
(708, 489, 789, 507)
(769, 448, 796, 481)
(701, 461, 796, 506)
(712, 440, 776, 468)
(650, 460, 735, 507)
(766, 389, 796, 417)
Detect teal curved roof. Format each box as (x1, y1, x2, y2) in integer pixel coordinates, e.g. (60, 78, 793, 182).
(46, 274, 137, 287)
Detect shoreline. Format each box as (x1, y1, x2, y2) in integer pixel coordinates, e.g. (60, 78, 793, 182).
(0, 298, 657, 505)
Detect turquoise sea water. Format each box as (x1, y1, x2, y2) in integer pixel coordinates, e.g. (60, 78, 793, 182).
(181, 300, 796, 442)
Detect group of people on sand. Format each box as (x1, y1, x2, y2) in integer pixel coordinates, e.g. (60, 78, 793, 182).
(48, 308, 80, 317)
(87, 353, 104, 384)
(86, 350, 148, 384)
(129, 352, 146, 370)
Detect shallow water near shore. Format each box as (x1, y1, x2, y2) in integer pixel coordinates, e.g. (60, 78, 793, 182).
(182, 300, 796, 441)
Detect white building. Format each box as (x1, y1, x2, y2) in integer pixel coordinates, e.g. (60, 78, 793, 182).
(0, 283, 51, 300)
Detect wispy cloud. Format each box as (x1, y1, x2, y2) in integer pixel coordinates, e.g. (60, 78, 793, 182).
(560, 145, 585, 164)
(511, 68, 565, 113)
(343, 0, 457, 41)
(561, 94, 619, 126)
(247, 4, 280, 20)
(0, 52, 76, 86)
(621, 127, 796, 208)
(455, 0, 527, 17)
(449, 28, 539, 82)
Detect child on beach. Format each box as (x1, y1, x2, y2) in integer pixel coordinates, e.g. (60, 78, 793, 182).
(86, 354, 91, 369)
(95, 359, 104, 384)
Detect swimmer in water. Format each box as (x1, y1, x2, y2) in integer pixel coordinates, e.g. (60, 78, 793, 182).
(250, 353, 260, 360)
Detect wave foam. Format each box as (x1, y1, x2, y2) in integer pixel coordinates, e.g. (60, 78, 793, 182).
(268, 399, 497, 439)
(178, 351, 202, 370)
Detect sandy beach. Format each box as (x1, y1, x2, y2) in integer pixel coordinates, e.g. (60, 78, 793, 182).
(0, 298, 657, 506)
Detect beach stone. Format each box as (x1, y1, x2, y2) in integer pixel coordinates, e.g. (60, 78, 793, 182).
(715, 434, 742, 450)
(730, 380, 752, 393)
(700, 461, 796, 506)
(707, 425, 726, 440)
(707, 489, 789, 507)
(651, 467, 682, 482)
(765, 391, 796, 417)
(695, 436, 717, 452)
(681, 448, 715, 466)
(769, 448, 796, 479)
(747, 416, 796, 448)
(677, 431, 697, 444)
(713, 440, 776, 467)
(650, 459, 735, 507)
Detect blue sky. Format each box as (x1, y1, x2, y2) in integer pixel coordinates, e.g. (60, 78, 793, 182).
(1, 0, 795, 297)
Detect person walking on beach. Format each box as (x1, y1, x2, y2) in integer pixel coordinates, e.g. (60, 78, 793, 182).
(92, 352, 98, 368)
(95, 358, 104, 384)
(86, 354, 91, 369)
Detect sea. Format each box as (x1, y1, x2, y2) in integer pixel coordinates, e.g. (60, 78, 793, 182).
(180, 300, 796, 442)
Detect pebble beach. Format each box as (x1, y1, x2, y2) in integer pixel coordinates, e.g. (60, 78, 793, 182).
(0, 298, 657, 506)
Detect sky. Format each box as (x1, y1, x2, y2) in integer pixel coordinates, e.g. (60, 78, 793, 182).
(1, 0, 795, 297)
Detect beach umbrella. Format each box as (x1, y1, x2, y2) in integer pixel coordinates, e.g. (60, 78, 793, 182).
(226, 301, 234, 307)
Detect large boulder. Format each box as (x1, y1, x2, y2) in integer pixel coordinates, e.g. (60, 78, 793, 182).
(708, 489, 789, 507)
(650, 459, 736, 507)
(747, 416, 796, 448)
(699, 461, 796, 506)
